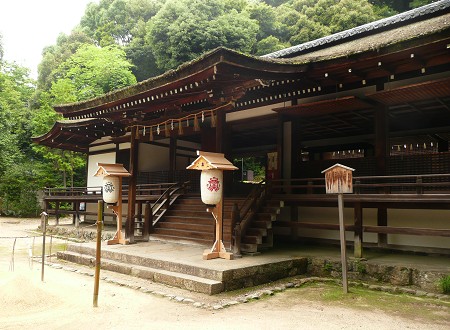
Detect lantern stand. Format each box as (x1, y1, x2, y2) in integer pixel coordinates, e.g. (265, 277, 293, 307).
(187, 151, 238, 260)
(321, 163, 355, 294)
(94, 163, 131, 245)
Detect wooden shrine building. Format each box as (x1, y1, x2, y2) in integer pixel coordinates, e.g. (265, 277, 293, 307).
(34, 1, 450, 255)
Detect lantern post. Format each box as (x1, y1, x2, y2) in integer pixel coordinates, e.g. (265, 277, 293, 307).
(187, 151, 238, 260)
(94, 163, 131, 245)
(321, 163, 355, 293)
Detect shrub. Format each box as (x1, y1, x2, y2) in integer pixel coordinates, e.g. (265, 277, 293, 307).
(439, 275, 450, 294)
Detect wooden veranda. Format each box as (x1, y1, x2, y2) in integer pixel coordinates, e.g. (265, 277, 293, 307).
(43, 171, 450, 256)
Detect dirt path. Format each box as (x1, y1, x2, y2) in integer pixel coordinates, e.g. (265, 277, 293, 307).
(1, 217, 448, 330)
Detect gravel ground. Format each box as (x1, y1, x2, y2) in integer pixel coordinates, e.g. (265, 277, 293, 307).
(1, 217, 448, 330)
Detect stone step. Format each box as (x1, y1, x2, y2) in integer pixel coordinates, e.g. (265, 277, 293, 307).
(65, 244, 223, 279)
(59, 243, 308, 294)
(57, 251, 223, 294)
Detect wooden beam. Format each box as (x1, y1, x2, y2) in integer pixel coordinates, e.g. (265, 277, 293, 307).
(276, 221, 355, 231)
(364, 225, 450, 237)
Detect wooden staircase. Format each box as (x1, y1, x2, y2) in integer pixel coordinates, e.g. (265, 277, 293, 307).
(143, 181, 284, 255)
(240, 199, 284, 254)
(151, 195, 244, 247)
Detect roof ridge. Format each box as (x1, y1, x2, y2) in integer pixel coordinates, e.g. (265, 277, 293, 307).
(262, 0, 450, 59)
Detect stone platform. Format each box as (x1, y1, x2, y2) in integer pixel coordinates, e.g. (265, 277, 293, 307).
(57, 241, 308, 295)
(57, 239, 450, 295)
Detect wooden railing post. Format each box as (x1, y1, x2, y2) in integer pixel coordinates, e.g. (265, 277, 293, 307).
(416, 176, 423, 194)
(55, 201, 60, 225)
(307, 180, 313, 194)
(143, 202, 151, 240)
(163, 191, 169, 210)
(231, 203, 241, 257)
(354, 202, 363, 258)
(354, 179, 361, 194)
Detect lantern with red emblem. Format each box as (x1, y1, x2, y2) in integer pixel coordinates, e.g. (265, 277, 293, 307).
(187, 151, 237, 206)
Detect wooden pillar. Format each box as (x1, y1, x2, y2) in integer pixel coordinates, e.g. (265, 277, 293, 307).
(354, 202, 363, 258)
(377, 207, 388, 247)
(143, 202, 151, 241)
(291, 118, 301, 180)
(126, 128, 139, 243)
(277, 115, 284, 179)
(375, 103, 389, 175)
(216, 107, 233, 196)
(216, 107, 226, 153)
(375, 102, 389, 247)
(290, 205, 299, 241)
(169, 137, 177, 182)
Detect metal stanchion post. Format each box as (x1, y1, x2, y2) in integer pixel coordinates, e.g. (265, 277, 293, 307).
(40, 212, 48, 282)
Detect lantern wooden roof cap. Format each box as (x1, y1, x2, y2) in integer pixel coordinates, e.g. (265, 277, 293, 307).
(94, 163, 131, 177)
(321, 163, 355, 174)
(187, 151, 238, 171)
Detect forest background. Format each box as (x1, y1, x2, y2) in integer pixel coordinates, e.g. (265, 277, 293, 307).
(0, 0, 436, 216)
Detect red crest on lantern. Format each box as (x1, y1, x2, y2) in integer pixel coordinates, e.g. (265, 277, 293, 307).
(207, 177, 221, 192)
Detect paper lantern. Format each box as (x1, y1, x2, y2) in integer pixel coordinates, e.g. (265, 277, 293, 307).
(200, 169, 223, 205)
(102, 176, 120, 204)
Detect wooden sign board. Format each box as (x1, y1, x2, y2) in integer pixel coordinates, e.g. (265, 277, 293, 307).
(321, 163, 355, 194)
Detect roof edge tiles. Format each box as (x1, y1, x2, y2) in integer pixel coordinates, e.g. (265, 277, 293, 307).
(263, 0, 450, 59)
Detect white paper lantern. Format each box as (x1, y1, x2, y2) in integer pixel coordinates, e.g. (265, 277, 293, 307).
(102, 176, 120, 204)
(200, 169, 223, 205)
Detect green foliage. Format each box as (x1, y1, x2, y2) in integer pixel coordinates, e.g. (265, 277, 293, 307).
(354, 261, 367, 274)
(0, 161, 40, 216)
(234, 157, 266, 182)
(0, 62, 39, 216)
(148, 0, 259, 71)
(72, 0, 402, 80)
(37, 29, 94, 91)
(255, 36, 289, 56)
(32, 44, 136, 191)
(323, 262, 333, 273)
(439, 275, 450, 294)
(409, 0, 437, 9)
(0, 33, 3, 61)
(0, 62, 35, 175)
(52, 44, 137, 101)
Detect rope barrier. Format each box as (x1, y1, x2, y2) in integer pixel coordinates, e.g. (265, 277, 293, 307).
(0, 235, 42, 239)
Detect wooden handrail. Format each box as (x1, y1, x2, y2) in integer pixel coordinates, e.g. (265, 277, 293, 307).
(269, 173, 450, 195)
(232, 180, 268, 255)
(150, 181, 189, 227)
